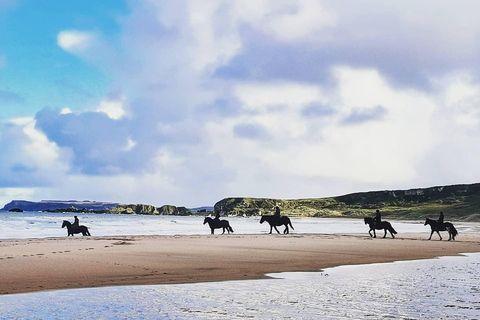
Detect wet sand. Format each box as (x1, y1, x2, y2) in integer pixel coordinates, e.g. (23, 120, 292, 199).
(1, 232, 479, 295)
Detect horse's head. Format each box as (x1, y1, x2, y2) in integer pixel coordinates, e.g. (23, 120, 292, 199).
(364, 217, 370, 225)
(424, 218, 429, 226)
(61, 220, 68, 228)
(203, 217, 209, 225)
(260, 216, 265, 224)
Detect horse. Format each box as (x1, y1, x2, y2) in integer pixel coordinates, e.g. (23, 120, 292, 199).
(203, 217, 234, 235)
(260, 215, 294, 234)
(424, 218, 458, 241)
(364, 217, 397, 238)
(61, 220, 91, 236)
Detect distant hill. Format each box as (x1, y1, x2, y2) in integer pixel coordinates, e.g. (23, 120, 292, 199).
(1, 200, 119, 212)
(213, 183, 480, 221)
(0, 200, 199, 216)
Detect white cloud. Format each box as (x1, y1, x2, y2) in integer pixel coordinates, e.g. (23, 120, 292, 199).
(122, 137, 137, 151)
(0, 117, 70, 188)
(234, 0, 337, 43)
(96, 95, 128, 120)
(57, 30, 96, 53)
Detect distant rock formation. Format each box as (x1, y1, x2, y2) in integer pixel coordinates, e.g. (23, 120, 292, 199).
(0, 200, 198, 216)
(1, 200, 119, 212)
(157, 205, 191, 215)
(109, 204, 158, 214)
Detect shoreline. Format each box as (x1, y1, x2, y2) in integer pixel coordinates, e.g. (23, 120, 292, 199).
(1, 232, 480, 295)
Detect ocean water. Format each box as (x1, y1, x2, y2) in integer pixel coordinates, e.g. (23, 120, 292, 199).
(0, 253, 478, 319)
(0, 211, 474, 239)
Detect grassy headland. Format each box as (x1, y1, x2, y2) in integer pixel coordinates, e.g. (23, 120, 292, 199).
(213, 183, 480, 221)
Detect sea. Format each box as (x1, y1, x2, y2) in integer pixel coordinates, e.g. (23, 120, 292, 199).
(0, 211, 479, 319)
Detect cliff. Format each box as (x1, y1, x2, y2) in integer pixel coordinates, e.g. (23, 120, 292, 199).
(214, 183, 480, 221)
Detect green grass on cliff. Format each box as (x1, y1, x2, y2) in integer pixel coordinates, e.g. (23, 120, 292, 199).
(214, 192, 480, 222)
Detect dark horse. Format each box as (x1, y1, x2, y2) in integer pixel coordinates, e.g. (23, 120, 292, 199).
(424, 218, 458, 241)
(203, 217, 234, 235)
(260, 215, 294, 234)
(364, 217, 397, 238)
(61, 220, 91, 236)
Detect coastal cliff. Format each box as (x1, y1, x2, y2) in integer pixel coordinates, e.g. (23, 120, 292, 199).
(214, 183, 480, 221)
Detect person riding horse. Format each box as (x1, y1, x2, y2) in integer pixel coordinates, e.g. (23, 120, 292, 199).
(373, 210, 381, 227)
(274, 206, 281, 218)
(72, 215, 80, 231)
(437, 211, 444, 229)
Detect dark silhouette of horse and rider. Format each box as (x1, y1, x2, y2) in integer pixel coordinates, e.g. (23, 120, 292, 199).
(260, 205, 294, 234)
(203, 212, 234, 234)
(424, 211, 458, 241)
(364, 210, 397, 238)
(62, 215, 91, 236)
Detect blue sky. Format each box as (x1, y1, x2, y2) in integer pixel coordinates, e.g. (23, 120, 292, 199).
(2, 0, 480, 207)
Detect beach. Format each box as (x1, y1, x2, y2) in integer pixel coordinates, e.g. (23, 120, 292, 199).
(2, 232, 480, 295)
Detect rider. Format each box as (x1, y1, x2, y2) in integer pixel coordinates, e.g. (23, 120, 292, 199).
(274, 205, 281, 218)
(214, 212, 221, 221)
(72, 215, 80, 230)
(437, 211, 444, 228)
(373, 209, 381, 227)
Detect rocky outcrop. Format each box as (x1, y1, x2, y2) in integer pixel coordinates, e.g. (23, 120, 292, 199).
(110, 204, 158, 215)
(157, 205, 192, 216)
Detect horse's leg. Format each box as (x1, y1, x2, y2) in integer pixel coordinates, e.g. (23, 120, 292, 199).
(269, 225, 273, 234)
(211, 227, 214, 235)
(436, 231, 442, 240)
(368, 229, 373, 237)
(428, 230, 433, 240)
(222, 227, 225, 234)
(383, 229, 387, 238)
(274, 226, 280, 234)
(284, 225, 289, 234)
(373, 229, 376, 238)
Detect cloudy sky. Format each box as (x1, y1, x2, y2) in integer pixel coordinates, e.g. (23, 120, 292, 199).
(1, 0, 480, 207)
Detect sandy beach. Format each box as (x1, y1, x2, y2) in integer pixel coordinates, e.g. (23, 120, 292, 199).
(1, 232, 480, 295)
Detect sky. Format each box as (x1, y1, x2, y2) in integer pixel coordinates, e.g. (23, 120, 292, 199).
(1, 0, 480, 208)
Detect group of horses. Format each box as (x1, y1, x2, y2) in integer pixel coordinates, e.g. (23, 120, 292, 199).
(61, 213, 459, 241)
(363, 216, 458, 241)
(203, 215, 294, 235)
(205, 214, 458, 241)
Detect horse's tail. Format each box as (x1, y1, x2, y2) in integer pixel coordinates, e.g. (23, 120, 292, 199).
(447, 223, 458, 237)
(388, 224, 397, 234)
(289, 219, 294, 230)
